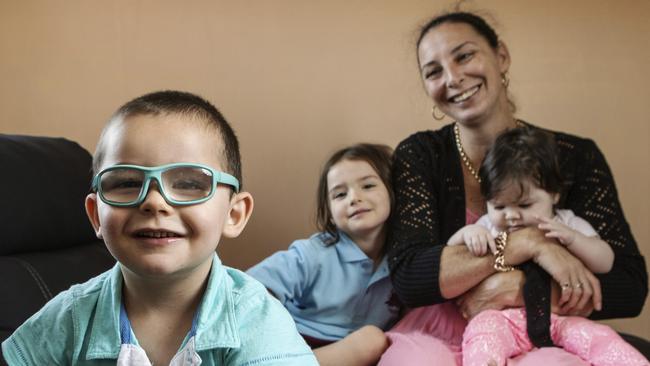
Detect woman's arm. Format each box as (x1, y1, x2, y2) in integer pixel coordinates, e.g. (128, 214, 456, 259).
(438, 245, 497, 299)
(388, 132, 541, 304)
(387, 132, 507, 306)
(507, 227, 602, 312)
(561, 136, 648, 318)
(537, 215, 614, 273)
(457, 227, 602, 317)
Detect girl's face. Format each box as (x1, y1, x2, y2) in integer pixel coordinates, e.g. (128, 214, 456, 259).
(486, 179, 559, 233)
(417, 22, 510, 124)
(326, 159, 391, 243)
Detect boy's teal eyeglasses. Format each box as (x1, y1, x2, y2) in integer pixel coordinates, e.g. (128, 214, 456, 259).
(91, 163, 240, 207)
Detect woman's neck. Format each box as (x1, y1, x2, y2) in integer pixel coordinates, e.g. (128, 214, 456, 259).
(456, 102, 517, 163)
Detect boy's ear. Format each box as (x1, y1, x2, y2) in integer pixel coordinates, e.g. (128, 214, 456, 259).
(85, 193, 103, 239)
(222, 191, 254, 239)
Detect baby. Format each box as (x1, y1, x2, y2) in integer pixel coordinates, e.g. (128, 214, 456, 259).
(448, 127, 646, 366)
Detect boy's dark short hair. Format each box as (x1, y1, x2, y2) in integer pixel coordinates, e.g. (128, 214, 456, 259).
(93, 90, 243, 186)
(316, 143, 394, 242)
(479, 127, 563, 201)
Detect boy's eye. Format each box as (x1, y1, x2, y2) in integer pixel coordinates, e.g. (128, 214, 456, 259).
(332, 192, 346, 200)
(493, 205, 505, 210)
(104, 179, 143, 191)
(519, 203, 532, 209)
(172, 179, 209, 191)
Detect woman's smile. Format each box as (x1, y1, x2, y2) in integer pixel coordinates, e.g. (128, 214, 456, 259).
(449, 84, 481, 103)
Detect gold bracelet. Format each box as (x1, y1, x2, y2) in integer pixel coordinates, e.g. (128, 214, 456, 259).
(493, 231, 515, 272)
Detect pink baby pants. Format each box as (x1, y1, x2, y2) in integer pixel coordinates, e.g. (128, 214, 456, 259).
(378, 302, 647, 365)
(463, 308, 648, 366)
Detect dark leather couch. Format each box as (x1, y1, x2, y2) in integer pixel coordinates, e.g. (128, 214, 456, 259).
(0, 135, 115, 365)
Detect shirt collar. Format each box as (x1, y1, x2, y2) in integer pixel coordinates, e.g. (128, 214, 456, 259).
(85, 254, 241, 359)
(335, 231, 390, 284)
(335, 231, 371, 263)
(86, 263, 125, 359)
(192, 255, 240, 351)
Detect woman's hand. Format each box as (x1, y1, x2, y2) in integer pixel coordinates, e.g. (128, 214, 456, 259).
(505, 227, 601, 313)
(534, 241, 602, 313)
(550, 281, 594, 317)
(456, 271, 525, 319)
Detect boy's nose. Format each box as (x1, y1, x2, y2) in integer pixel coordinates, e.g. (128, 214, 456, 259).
(139, 180, 172, 213)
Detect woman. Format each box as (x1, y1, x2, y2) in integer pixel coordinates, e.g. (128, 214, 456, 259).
(379, 11, 648, 365)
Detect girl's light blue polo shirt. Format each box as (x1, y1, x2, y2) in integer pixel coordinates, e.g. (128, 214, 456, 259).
(247, 232, 400, 341)
(2, 254, 317, 365)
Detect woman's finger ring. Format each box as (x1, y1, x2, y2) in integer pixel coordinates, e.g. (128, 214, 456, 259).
(561, 283, 571, 291)
(574, 282, 583, 289)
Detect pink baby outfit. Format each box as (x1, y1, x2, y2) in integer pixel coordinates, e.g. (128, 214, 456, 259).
(461, 209, 648, 365)
(378, 209, 648, 366)
(464, 308, 648, 366)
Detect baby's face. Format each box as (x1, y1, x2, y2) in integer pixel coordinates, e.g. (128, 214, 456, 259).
(486, 179, 559, 233)
(86, 113, 233, 278)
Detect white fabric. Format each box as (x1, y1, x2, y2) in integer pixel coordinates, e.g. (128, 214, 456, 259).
(116, 337, 202, 366)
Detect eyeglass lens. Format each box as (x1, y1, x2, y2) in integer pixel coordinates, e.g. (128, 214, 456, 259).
(99, 166, 213, 203)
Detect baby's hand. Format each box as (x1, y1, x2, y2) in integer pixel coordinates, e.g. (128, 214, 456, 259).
(537, 216, 579, 246)
(462, 225, 496, 256)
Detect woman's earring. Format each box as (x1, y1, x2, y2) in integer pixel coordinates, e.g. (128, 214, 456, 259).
(501, 72, 510, 88)
(431, 105, 446, 121)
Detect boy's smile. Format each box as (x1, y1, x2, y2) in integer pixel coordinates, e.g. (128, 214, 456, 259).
(131, 227, 186, 246)
(85, 113, 241, 280)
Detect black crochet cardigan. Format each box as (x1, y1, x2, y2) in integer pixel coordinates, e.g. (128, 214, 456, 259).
(387, 122, 648, 343)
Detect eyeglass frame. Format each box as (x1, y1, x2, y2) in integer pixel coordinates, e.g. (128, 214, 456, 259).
(91, 162, 240, 207)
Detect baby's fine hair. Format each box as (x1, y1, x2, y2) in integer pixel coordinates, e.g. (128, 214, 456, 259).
(93, 90, 243, 186)
(479, 127, 563, 201)
(316, 143, 394, 241)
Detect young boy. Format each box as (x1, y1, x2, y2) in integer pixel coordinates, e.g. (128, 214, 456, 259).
(1, 91, 318, 365)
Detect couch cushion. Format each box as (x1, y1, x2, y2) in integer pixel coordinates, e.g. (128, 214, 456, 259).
(0, 134, 97, 255)
(0, 242, 115, 337)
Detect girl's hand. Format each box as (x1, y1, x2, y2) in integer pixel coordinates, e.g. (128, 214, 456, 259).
(456, 271, 525, 319)
(537, 216, 578, 246)
(463, 226, 496, 256)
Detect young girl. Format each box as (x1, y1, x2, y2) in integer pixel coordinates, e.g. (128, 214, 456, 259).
(447, 127, 647, 366)
(247, 143, 399, 366)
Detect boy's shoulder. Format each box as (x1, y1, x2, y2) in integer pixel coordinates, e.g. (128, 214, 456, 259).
(18, 265, 115, 325)
(222, 264, 271, 301)
(197, 262, 317, 365)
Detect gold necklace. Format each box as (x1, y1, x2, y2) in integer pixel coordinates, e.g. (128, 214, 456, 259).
(454, 122, 482, 183)
(453, 120, 524, 184)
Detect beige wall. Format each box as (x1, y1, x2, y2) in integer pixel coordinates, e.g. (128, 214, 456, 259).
(1, 0, 649, 337)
